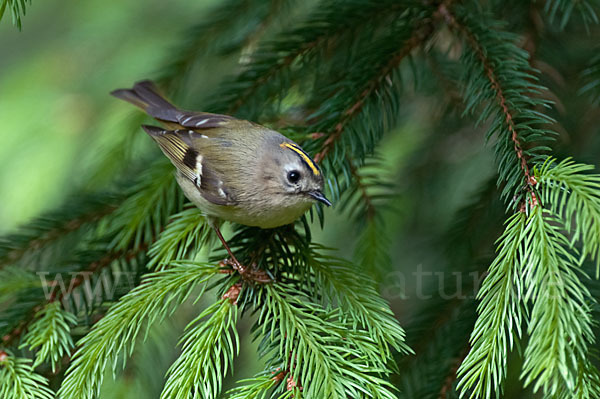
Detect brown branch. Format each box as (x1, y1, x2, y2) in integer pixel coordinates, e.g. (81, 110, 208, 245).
(313, 3, 449, 164)
(227, 38, 322, 115)
(1, 245, 146, 349)
(348, 160, 376, 221)
(1, 204, 117, 267)
(270, 349, 303, 395)
(238, 0, 287, 59)
(438, 344, 470, 399)
(437, 5, 537, 209)
(222, 282, 242, 304)
(227, 3, 409, 116)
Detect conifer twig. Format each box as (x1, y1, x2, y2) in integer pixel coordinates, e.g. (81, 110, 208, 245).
(0, 203, 118, 267)
(438, 4, 538, 210)
(347, 159, 376, 221)
(314, 15, 437, 163)
(1, 245, 145, 349)
(438, 345, 469, 398)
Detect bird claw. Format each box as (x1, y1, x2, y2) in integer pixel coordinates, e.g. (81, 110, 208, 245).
(218, 258, 272, 284)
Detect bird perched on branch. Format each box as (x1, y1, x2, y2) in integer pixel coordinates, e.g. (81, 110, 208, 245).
(111, 80, 331, 280)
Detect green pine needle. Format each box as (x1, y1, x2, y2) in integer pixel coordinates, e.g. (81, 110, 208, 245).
(146, 207, 212, 271)
(57, 262, 219, 399)
(260, 282, 398, 398)
(19, 302, 77, 372)
(456, 212, 527, 399)
(160, 299, 239, 399)
(520, 206, 595, 395)
(0, 351, 54, 399)
(109, 159, 183, 250)
(224, 373, 277, 399)
(536, 158, 600, 275)
(0, 0, 32, 30)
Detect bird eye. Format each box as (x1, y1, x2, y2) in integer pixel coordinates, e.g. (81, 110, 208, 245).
(287, 170, 301, 183)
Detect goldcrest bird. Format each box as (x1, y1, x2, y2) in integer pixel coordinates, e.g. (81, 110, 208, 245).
(111, 80, 331, 277)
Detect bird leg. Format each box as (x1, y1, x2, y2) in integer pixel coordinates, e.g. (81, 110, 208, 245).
(213, 226, 271, 283)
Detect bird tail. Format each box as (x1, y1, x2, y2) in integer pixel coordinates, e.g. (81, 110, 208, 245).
(110, 80, 180, 122)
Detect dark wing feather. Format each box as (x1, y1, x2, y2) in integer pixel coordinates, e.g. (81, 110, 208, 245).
(141, 125, 237, 206)
(112, 80, 234, 131)
(176, 112, 233, 129)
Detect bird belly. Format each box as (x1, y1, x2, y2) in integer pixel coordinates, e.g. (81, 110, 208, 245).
(178, 175, 311, 228)
(204, 200, 311, 229)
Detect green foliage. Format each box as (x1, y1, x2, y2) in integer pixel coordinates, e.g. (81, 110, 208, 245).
(341, 158, 397, 281)
(146, 207, 212, 271)
(581, 52, 600, 104)
(543, 0, 599, 29)
(458, 158, 600, 398)
(161, 299, 239, 399)
(0, 266, 38, 303)
(520, 207, 595, 395)
(259, 282, 398, 398)
(537, 158, 600, 273)
(456, 212, 527, 398)
(0, 0, 31, 30)
(108, 159, 183, 250)
(57, 262, 218, 399)
(306, 247, 410, 358)
(0, 192, 120, 268)
(0, 351, 54, 399)
(2, 0, 600, 398)
(225, 373, 277, 399)
(20, 301, 77, 371)
(452, 4, 555, 205)
(206, 0, 416, 120)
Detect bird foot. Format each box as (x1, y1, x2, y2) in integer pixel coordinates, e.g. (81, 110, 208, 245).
(218, 258, 272, 284)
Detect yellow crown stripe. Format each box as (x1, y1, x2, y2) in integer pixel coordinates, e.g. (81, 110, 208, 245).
(280, 142, 320, 176)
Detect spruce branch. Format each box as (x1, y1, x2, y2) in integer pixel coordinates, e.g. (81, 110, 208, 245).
(160, 298, 239, 399)
(543, 0, 599, 29)
(458, 199, 600, 397)
(57, 262, 218, 399)
(555, 359, 600, 399)
(298, 1, 447, 204)
(259, 282, 398, 398)
(307, 247, 411, 359)
(536, 158, 600, 274)
(207, 0, 413, 118)
(353, 220, 393, 283)
(156, 0, 291, 95)
(520, 206, 596, 395)
(396, 181, 504, 397)
(0, 350, 54, 399)
(0, 267, 38, 303)
(1, 243, 144, 350)
(312, 8, 438, 164)
(397, 301, 475, 399)
(19, 302, 77, 372)
(146, 207, 212, 271)
(456, 212, 527, 398)
(109, 159, 183, 250)
(224, 372, 277, 399)
(0, 193, 120, 268)
(442, 3, 555, 207)
(341, 158, 397, 281)
(581, 51, 600, 105)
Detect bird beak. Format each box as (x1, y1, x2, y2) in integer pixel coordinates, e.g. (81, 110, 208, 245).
(309, 190, 332, 207)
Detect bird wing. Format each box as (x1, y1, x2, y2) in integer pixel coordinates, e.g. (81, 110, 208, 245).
(141, 125, 238, 206)
(111, 80, 237, 132)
